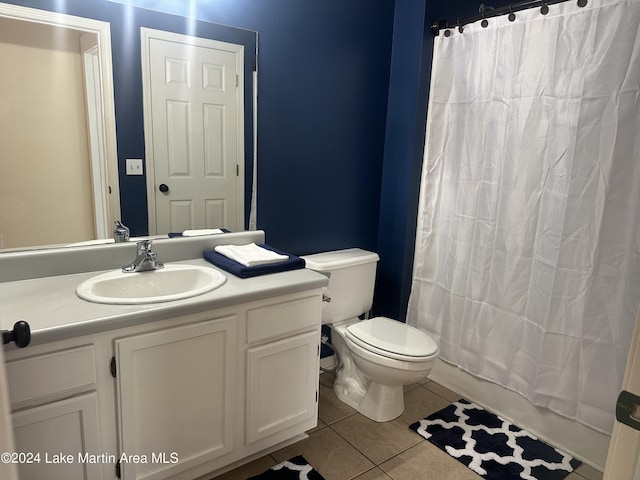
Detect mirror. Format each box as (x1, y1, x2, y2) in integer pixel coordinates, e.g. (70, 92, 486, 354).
(0, 1, 257, 252)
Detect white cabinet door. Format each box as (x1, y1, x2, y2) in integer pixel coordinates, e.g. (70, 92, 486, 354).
(115, 315, 237, 480)
(246, 330, 319, 444)
(12, 392, 102, 480)
(0, 346, 17, 480)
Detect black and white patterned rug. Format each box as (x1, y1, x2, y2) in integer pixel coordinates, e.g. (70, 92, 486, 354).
(248, 455, 325, 480)
(409, 399, 581, 480)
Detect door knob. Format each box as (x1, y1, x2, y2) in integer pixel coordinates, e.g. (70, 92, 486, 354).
(2, 321, 31, 348)
(159, 183, 169, 193)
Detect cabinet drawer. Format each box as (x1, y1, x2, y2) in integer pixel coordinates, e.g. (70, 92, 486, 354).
(247, 295, 321, 344)
(6, 345, 97, 407)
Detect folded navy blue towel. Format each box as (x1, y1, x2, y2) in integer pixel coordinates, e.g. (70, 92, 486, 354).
(203, 244, 305, 278)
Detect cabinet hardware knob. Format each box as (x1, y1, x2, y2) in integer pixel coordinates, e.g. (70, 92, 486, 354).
(2, 321, 31, 348)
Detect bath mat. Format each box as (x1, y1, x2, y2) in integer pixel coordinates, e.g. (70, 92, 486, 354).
(248, 455, 325, 480)
(409, 399, 581, 480)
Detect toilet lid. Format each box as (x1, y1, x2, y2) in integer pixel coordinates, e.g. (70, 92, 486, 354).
(345, 317, 438, 361)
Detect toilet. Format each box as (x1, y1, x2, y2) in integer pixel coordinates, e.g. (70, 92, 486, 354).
(302, 248, 438, 422)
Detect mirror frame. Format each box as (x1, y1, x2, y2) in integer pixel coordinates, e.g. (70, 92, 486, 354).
(0, 2, 120, 247)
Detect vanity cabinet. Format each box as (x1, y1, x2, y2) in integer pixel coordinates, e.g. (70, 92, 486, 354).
(5, 345, 103, 480)
(4, 288, 322, 480)
(112, 291, 322, 480)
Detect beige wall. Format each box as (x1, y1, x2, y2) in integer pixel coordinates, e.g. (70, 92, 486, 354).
(0, 19, 95, 249)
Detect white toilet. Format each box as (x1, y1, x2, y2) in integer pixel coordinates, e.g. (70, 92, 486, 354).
(302, 248, 438, 422)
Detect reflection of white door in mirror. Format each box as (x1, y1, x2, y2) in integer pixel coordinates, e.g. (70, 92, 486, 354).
(0, 4, 119, 250)
(81, 34, 110, 240)
(142, 28, 244, 235)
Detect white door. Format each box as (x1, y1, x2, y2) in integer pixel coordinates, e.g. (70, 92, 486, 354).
(142, 28, 244, 235)
(603, 309, 640, 479)
(0, 349, 18, 480)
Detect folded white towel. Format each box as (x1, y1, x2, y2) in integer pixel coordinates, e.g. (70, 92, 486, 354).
(183, 229, 224, 236)
(214, 243, 288, 267)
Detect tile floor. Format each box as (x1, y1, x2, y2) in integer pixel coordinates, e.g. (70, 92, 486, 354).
(214, 373, 604, 480)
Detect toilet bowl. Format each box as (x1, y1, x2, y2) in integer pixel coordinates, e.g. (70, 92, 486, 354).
(302, 248, 439, 422)
(331, 316, 437, 421)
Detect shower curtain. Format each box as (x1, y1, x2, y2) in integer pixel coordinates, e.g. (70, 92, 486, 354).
(407, 0, 640, 434)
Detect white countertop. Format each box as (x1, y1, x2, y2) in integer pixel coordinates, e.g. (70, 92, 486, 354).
(0, 258, 328, 348)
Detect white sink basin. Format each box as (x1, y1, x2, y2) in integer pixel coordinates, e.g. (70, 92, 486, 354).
(76, 264, 226, 305)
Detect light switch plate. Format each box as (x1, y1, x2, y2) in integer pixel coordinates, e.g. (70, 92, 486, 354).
(126, 158, 144, 176)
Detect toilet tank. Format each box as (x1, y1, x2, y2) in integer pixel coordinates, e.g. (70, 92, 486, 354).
(302, 248, 379, 324)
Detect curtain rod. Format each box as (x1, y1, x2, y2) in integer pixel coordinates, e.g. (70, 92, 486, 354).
(431, 0, 588, 35)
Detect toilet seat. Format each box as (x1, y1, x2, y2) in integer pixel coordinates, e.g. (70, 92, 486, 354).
(345, 316, 438, 362)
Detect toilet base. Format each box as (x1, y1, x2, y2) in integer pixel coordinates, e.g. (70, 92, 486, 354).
(334, 379, 404, 422)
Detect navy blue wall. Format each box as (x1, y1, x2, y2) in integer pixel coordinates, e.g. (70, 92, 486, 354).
(194, 1, 396, 255)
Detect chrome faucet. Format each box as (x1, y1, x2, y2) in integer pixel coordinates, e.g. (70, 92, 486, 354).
(114, 221, 130, 243)
(122, 240, 164, 273)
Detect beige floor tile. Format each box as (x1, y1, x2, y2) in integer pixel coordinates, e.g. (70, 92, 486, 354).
(353, 467, 394, 480)
(212, 455, 276, 480)
(271, 426, 374, 480)
(423, 381, 462, 402)
(380, 441, 482, 480)
(574, 463, 604, 480)
(318, 383, 357, 425)
(565, 473, 587, 480)
(308, 417, 327, 434)
(403, 383, 421, 393)
(399, 385, 451, 425)
(331, 414, 422, 464)
(319, 371, 336, 387)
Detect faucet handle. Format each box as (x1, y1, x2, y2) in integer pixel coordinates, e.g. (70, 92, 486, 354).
(136, 239, 153, 254)
(114, 220, 130, 243)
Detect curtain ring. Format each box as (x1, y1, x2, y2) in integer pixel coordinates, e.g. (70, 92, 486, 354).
(479, 3, 490, 28)
(577, 0, 587, 6)
(508, 4, 516, 22)
(457, 18, 464, 33)
(541, 0, 549, 15)
(444, 29, 452, 37)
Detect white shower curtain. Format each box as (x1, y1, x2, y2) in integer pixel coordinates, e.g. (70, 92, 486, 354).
(407, 0, 640, 434)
